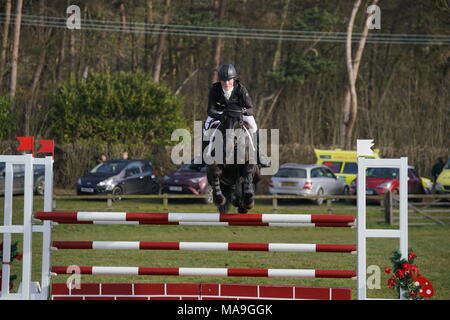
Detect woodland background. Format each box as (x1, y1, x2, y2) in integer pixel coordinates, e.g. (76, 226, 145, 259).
(0, 0, 448, 188)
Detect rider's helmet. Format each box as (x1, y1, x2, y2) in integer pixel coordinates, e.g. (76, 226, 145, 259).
(217, 64, 238, 81)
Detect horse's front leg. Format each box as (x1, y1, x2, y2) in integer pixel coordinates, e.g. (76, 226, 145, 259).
(242, 164, 256, 209)
(207, 163, 226, 206)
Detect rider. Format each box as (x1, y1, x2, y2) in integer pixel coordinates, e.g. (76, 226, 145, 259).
(203, 63, 270, 167)
(203, 63, 269, 207)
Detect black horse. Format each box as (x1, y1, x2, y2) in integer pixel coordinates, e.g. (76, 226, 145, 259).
(205, 108, 260, 214)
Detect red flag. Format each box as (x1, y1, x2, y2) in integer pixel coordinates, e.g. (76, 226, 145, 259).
(38, 140, 54, 159)
(16, 136, 34, 155)
(38, 140, 54, 153)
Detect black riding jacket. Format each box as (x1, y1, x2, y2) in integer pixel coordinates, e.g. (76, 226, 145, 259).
(207, 80, 255, 119)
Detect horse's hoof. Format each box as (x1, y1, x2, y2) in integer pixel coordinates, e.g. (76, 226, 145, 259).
(243, 194, 254, 209)
(213, 193, 226, 206)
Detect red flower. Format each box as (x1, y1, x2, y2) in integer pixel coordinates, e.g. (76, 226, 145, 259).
(409, 264, 419, 274)
(15, 253, 23, 261)
(384, 267, 391, 274)
(409, 291, 417, 298)
(401, 262, 411, 271)
(408, 251, 417, 260)
(395, 269, 404, 278)
(388, 278, 396, 288)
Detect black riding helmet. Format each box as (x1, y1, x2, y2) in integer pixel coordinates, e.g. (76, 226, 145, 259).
(217, 64, 238, 81)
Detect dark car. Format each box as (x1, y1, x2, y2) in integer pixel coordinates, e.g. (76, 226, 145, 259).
(162, 163, 212, 204)
(349, 166, 425, 201)
(76, 160, 160, 196)
(0, 163, 46, 195)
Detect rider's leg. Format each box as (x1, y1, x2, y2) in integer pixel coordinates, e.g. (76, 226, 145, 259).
(242, 116, 270, 168)
(207, 163, 225, 206)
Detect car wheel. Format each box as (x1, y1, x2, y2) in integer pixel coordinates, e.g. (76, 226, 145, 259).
(315, 188, 324, 205)
(203, 185, 213, 204)
(149, 181, 161, 194)
(112, 186, 123, 202)
(34, 177, 45, 196)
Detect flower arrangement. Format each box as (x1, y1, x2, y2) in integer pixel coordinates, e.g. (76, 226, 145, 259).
(0, 241, 23, 291)
(385, 248, 433, 300)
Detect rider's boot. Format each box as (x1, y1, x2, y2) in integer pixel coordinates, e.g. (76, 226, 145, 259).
(255, 130, 271, 168)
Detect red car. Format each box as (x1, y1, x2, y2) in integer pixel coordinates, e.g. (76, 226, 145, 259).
(349, 166, 425, 199)
(162, 163, 212, 204)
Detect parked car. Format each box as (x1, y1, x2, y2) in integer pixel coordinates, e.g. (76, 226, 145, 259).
(348, 166, 425, 201)
(162, 163, 212, 204)
(268, 163, 348, 205)
(0, 163, 46, 195)
(76, 160, 160, 196)
(435, 158, 450, 194)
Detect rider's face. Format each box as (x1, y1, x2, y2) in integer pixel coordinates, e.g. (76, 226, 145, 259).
(220, 78, 234, 91)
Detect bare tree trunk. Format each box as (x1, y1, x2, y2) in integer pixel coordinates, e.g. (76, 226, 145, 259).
(272, 0, 290, 71)
(0, 0, 12, 91)
(211, 0, 227, 83)
(25, 44, 48, 136)
(144, 0, 154, 72)
(341, 0, 381, 149)
(69, 31, 76, 79)
(55, 29, 66, 82)
(9, 0, 23, 98)
(117, 1, 127, 70)
(153, 0, 171, 83)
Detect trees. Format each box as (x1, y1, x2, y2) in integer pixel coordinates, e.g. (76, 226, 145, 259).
(48, 71, 186, 146)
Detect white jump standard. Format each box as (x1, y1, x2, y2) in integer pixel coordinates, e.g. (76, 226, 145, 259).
(0, 154, 409, 300)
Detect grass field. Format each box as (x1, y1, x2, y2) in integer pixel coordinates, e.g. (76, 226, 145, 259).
(2, 196, 449, 300)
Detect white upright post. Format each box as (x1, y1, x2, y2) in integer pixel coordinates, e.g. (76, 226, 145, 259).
(20, 154, 34, 299)
(1, 163, 14, 296)
(40, 156, 54, 299)
(357, 158, 367, 300)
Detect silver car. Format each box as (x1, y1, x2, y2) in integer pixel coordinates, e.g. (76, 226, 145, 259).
(268, 163, 348, 205)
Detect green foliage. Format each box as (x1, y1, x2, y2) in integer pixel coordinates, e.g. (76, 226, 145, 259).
(294, 6, 338, 32)
(48, 71, 186, 146)
(268, 7, 336, 87)
(268, 54, 334, 86)
(0, 96, 13, 140)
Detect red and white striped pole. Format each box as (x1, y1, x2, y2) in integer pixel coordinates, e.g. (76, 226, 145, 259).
(51, 266, 357, 279)
(35, 211, 355, 225)
(52, 241, 357, 253)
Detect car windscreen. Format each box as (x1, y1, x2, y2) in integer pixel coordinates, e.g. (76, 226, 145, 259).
(445, 159, 450, 170)
(343, 162, 358, 174)
(366, 168, 399, 178)
(322, 161, 342, 173)
(178, 164, 207, 173)
(275, 168, 306, 178)
(90, 161, 127, 175)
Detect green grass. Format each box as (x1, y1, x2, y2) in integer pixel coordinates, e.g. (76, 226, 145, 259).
(2, 196, 449, 300)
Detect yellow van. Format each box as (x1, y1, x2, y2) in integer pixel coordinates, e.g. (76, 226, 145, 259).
(314, 148, 380, 185)
(436, 158, 450, 193)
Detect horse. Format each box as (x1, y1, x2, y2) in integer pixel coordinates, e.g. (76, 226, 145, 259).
(205, 108, 260, 214)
